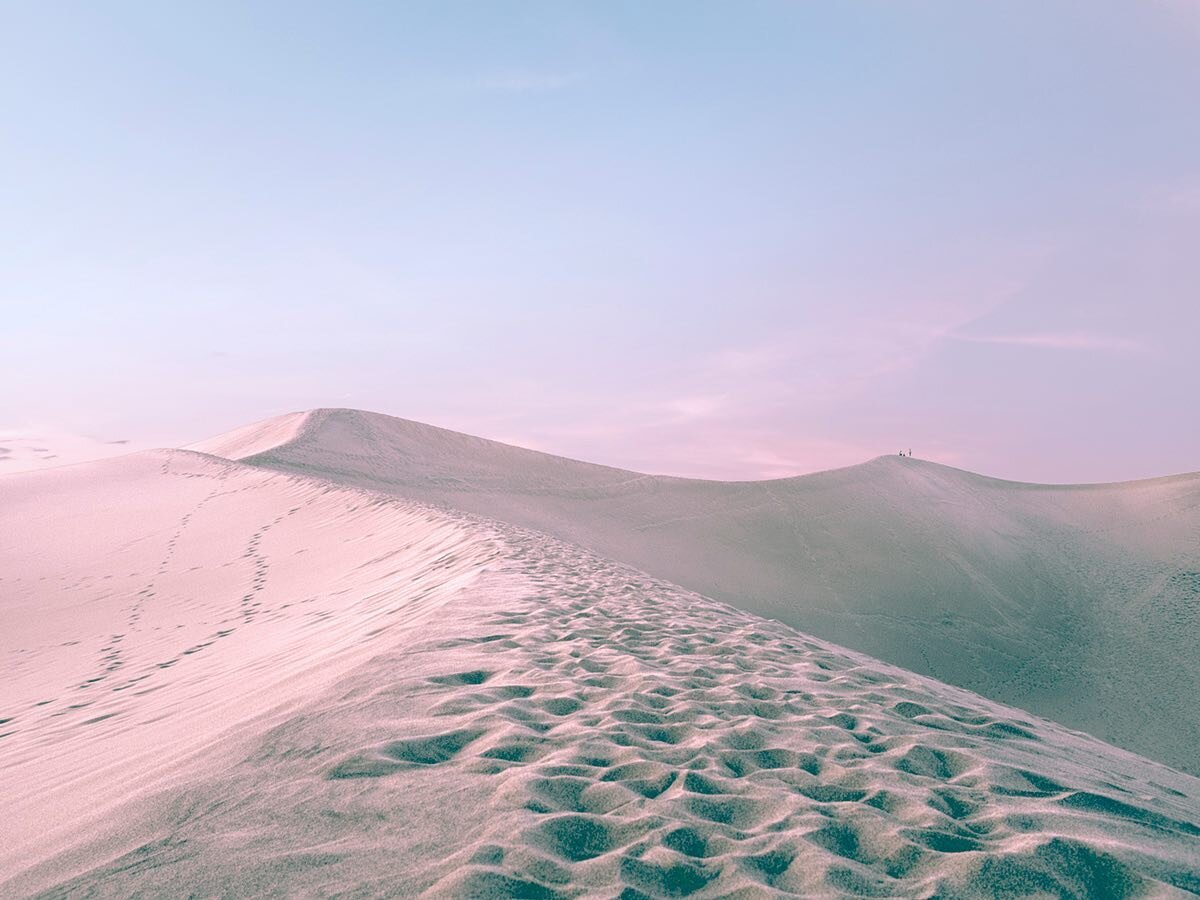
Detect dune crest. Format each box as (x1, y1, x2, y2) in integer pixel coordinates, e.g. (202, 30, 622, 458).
(192, 408, 1200, 775)
(186, 409, 314, 461)
(5, 415, 1198, 896)
(2, 453, 1197, 895)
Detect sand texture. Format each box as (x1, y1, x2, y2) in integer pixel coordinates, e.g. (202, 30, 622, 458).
(194, 408, 1200, 775)
(2, 432, 1198, 896)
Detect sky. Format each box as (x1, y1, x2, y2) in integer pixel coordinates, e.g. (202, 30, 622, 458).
(2, 1, 1198, 482)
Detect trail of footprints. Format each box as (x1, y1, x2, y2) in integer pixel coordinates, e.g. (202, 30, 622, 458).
(327, 529, 1200, 898)
(238, 507, 302, 625)
(52, 468, 306, 722)
(51, 486, 227, 712)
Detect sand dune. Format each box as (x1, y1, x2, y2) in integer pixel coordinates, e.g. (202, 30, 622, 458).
(192, 408, 1200, 776)
(0, 429, 147, 474)
(0, 450, 501, 887)
(2, 447, 1199, 896)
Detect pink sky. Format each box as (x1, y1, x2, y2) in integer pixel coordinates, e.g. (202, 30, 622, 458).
(2, 2, 1197, 483)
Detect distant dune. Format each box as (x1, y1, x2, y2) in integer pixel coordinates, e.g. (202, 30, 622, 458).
(2, 444, 1198, 895)
(192, 408, 1200, 776)
(0, 429, 147, 473)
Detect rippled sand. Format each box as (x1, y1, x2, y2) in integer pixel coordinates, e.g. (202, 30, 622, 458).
(2, 445, 1197, 896)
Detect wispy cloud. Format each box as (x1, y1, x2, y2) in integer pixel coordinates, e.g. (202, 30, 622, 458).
(946, 332, 1146, 352)
(705, 308, 978, 399)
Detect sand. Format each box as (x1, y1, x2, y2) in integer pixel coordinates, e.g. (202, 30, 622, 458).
(0, 429, 147, 473)
(0, 450, 499, 888)
(193, 408, 1200, 776)
(2, 431, 1198, 896)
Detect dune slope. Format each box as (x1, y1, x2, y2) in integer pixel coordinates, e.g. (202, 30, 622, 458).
(1, 453, 1198, 896)
(0, 450, 500, 884)
(197, 408, 1200, 775)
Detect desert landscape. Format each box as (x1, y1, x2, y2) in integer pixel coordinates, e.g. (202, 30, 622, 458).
(5, 2, 1198, 896)
(2, 410, 1198, 896)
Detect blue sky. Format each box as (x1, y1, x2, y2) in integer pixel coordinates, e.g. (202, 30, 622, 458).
(2, 1, 1198, 481)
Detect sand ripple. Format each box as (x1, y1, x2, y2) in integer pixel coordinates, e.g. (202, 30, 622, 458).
(34, 518, 1200, 897)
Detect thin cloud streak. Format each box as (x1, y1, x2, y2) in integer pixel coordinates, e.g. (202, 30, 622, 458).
(946, 332, 1146, 352)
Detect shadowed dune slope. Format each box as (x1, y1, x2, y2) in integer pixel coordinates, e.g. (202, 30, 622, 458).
(194, 408, 1200, 775)
(2, 453, 1198, 896)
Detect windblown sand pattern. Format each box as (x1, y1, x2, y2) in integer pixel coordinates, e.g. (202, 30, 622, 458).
(3, 447, 1197, 896)
(197, 408, 1200, 776)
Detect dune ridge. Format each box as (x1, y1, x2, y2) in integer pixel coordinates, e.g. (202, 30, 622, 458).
(5, 418, 1199, 896)
(192, 408, 1200, 775)
(186, 409, 311, 461)
(2, 451, 1197, 895)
